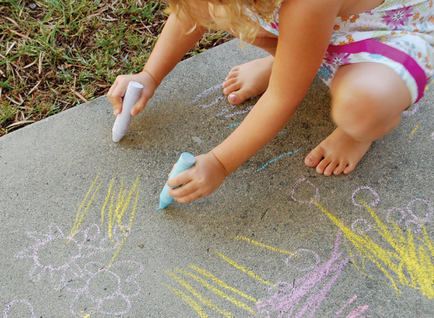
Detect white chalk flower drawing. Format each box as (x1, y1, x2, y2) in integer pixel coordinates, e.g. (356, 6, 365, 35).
(15, 223, 125, 292)
(68, 261, 143, 317)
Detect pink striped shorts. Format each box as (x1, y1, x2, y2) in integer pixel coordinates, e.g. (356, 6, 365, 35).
(259, 0, 434, 104)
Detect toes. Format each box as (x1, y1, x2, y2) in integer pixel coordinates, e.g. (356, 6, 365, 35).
(343, 163, 356, 175)
(316, 157, 332, 174)
(332, 162, 346, 175)
(228, 88, 254, 105)
(305, 150, 323, 168)
(222, 78, 238, 94)
(228, 93, 240, 104)
(323, 161, 339, 176)
(225, 67, 239, 80)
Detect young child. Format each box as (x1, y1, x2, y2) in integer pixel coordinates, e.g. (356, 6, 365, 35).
(108, 0, 434, 204)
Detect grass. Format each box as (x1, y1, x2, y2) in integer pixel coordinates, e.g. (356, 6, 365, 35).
(0, 0, 232, 136)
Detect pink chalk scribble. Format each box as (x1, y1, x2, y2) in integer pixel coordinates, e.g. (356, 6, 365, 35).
(3, 299, 35, 318)
(387, 198, 433, 233)
(68, 260, 143, 317)
(402, 103, 419, 116)
(336, 295, 357, 316)
(15, 223, 126, 291)
(346, 305, 369, 318)
(286, 249, 320, 272)
(291, 178, 320, 204)
(351, 219, 372, 234)
(256, 229, 353, 318)
(352, 187, 380, 208)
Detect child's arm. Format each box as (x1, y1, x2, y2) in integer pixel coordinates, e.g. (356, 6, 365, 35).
(168, 0, 342, 203)
(108, 11, 207, 116)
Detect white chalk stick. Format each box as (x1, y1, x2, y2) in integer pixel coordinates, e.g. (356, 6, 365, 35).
(112, 81, 144, 142)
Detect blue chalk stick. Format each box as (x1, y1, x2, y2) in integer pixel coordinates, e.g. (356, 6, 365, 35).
(157, 152, 196, 210)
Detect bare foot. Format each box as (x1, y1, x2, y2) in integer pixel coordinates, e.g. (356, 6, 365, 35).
(304, 127, 372, 176)
(222, 55, 274, 105)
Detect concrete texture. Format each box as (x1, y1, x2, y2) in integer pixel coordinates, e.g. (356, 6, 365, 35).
(1, 39, 434, 317)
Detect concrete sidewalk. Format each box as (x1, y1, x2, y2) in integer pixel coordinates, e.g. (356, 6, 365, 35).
(1, 39, 434, 317)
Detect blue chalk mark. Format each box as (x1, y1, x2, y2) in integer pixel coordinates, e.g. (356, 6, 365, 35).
(157, 152, 196, 210)
(226, 122, 242, 129)
(256, 148, 301, 172)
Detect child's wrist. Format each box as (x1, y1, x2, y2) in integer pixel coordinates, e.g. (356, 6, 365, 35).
(209, 150, 230, 177)
(140, 69, 160, 88)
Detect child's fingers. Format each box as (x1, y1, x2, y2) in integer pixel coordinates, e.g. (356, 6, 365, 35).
(131, 93, 149, 116)
(166, 170, 192, 188)
(173, 188, 203, 204)
(107, 80, 127, 116)
(168, 180, 197, 199)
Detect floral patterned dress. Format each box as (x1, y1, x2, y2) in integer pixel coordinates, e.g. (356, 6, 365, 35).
(259, 0, 434, 104)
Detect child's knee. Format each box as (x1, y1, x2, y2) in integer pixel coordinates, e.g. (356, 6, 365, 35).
(331, 87, 391, 141)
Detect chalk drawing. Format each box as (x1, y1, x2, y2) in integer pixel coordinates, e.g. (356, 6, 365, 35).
(335, 295, 357, 316)
(68, 260, 143, 317)
(216, 104, 237, 117)
(215, 249, 275, 285)
(351, 219, 372, 234)
(291, 178, 320, 205)
(224, 105, 254, 118)
(256, 148, 301, 172)
(351, 186, 380, 208)
(386, 198, 433, 233)
(166, 230, 370, 317)
(164, 264, 257, 317)
(199, 96, 226, 109)
(3, 299, 35, 318)
(188, 265, 258, 303)
(232, 235, 295, 255)
(292, 179, 434, 299)
(226, 122, 242, 129)
(165, 270, 234, 317)
(402, 103, 419, 116)
(164, 284, 209, 318)
(15, 223, 121, 291)
(15, 174, 143, 317)
(173, 268, 257, 314)
(190, 83, 256, 119)
(189, 83, 222, 104)
(431, 131, 434, 140)
(409, 125, 419, 139)
(285, 249, 320, 272)
(256, 229, 354, 318)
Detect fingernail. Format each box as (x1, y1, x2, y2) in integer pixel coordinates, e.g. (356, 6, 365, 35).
(222, 82, 226, 88)
(306, 156, 314, 164)
(229, 94, 237, 103)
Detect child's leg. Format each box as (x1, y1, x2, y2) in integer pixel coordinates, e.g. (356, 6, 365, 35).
(222, 27, 277, 104)
(305, 62, 412, 176)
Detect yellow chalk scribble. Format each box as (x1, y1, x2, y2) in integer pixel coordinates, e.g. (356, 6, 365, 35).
(314, 199, 434, 298)
(65, 173, 141, 271)
(409, 125, 419, 139)
(107, 179, 140, 271)
(101, 174, 116, 230)
(188, 265, 257, 303)
(165, 271, 234, 317)
(215, 250, 274, 286)
(164, 284, 208, 318)
(175, 268, 256, 315)
(232, 235, 295, 256)
(68, 174, 102, 242)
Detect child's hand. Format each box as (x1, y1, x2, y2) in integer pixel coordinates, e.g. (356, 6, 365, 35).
(167, 152, 228, 203)
(107, 71, 158, 117)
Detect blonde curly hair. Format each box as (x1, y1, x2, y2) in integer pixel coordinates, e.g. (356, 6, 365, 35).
(164, 0, 283, 42)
